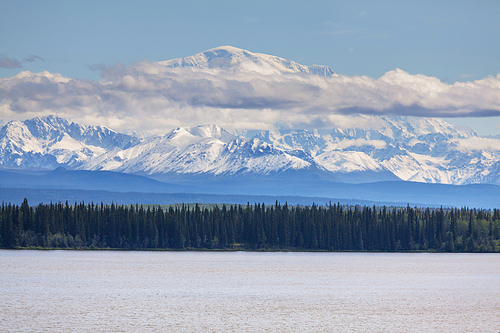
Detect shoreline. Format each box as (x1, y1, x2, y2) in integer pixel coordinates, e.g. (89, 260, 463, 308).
(3, 246, 496, 253)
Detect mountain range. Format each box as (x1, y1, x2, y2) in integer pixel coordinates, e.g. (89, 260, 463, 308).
(2, 114, 499, 186)
(2, 46, 500, 207)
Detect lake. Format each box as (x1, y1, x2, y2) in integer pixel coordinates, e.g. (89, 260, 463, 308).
(1, 250, 499, 332)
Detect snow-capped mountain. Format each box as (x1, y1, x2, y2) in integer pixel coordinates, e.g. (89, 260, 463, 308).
(0, 115, 139, 169)
(82, 125, 311, 175)
(159, 46, 335, 77)
(250, 116, 500, 184)
(4, 114, 500, 186)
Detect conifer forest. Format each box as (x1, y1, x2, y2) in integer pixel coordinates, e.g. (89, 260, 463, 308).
(1, 199, 499, 252)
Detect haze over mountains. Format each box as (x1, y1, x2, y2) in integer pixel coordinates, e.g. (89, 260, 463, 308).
(2, 46, 500, 207)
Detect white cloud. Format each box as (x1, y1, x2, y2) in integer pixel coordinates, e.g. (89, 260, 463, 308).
(451, 137, 500, 152)
(1, 61, 500, 135)
(333, 138, 387, 150)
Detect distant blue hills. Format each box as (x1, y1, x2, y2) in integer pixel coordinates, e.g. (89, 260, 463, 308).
(2, 168, 500, 208)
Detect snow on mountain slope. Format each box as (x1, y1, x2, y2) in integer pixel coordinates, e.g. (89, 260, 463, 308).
(4, 114, 500, 185)
(244, 115, 500, 184)
(218, 138, 311, 175)
(83, 125, 311, 175)
(119, 126, 234, 174)
(159, 46, 335, 77)
(253, 129, 328, 157)
(0, 115, 139, 169)
(78, 114, 500, 184)
(313, 150, 382, 173)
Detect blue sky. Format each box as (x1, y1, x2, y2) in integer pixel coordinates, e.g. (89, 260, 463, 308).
(1, 0, 499, 134)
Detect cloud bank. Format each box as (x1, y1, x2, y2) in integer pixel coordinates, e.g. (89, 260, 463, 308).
(1, 59, 500, 135)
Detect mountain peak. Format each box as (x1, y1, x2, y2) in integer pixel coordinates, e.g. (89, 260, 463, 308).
(166, 125, 236, 145)
(188, 124, 237, 143)
(24, 115, 71, 140)
(159, 46, 335, 77)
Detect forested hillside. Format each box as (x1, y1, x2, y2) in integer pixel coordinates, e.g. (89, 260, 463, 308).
(1, 199, 499, 252)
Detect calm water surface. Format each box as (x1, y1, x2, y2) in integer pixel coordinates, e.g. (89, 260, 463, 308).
(1, 250, 499, 332)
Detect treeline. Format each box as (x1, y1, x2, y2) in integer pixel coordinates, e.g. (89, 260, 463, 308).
(1, 199, 499, 252)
